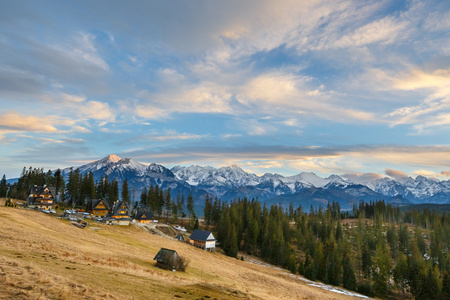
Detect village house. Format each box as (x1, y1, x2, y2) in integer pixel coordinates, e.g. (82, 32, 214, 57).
(27, 185, 57, 210)
(104, 201, 131, 225)
(153, 248, 184, 271)
(87, 199, 109, 217)
(134, 210, 153, 224)
(189, 229, 216, 251)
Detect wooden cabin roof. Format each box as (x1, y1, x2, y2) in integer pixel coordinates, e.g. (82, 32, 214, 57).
(189, 229, 216, 242)
(92, 199, 109, 210)
(135, 210, 153, 220)
(153, 248, 179, 264)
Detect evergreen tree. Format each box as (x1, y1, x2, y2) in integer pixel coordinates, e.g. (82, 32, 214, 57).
(372, 241, 392, 297)
(139, 187, 148, 209)
(109, 180, 119, 206)
(178, 194, 185, 218)
(204, 195, 212, 227)
(148, 185, 156, 213)
(361, 243, 372, 279)
(342, 252, 356, 290)
(158, 188, 164, 217)
(0, 174, 7, 197)
(121, 179, 130, 203)
(227, 223, 238, 258)
(398, 225, 410, 254)
(441, 271, 450, 300)
(187, 192, 194, 220)
(164, 188, 171, 221)
(393, 252, 408, 297)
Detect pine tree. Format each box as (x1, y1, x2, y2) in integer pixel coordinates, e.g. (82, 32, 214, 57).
(121, 179, 130, 203)
(342, 252, 356, 290)
(148, 185, 156, 213)
(0, 174, 7, 197)
(204, 195, 212, 227)
(140, 187, 148, 209)
(372, 241, 392, 297)
(164, 188, 171, 221)
(228, 224, 238, 258)
(393, 252, 408, 297)
(398, 225, 410, 254)
(109, 180, 119, 205)
(187, 192, 194, 220)
(361, 243, 372, 279)
(441, 271, 450, 300)
(158, 188, 164, 217)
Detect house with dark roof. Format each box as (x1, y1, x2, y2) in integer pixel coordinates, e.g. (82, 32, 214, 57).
(104, 201, 131, 225)
(153, 248, 184, 270)
(134, 210, 153, 224)
(27, 185, 57, 210)
(189, 229, 216, 251)
(87, 199, 109, 217)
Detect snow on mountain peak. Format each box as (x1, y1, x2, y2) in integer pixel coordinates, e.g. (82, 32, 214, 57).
(107, 154, 122, 163)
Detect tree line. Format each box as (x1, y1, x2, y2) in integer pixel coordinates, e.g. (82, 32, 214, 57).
(210, 199, 450, 299)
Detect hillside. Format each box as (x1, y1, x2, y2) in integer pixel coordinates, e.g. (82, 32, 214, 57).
(0, 201, 364, 300)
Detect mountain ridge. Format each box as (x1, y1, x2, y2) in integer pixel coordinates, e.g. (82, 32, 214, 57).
(53, 154, 450, 208)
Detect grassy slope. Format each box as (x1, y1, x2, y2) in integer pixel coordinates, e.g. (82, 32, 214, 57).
(0, 200, 359, 300)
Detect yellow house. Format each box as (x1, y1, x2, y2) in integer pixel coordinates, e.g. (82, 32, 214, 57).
(134, 210, 153, 224)
(89, 199, 109, 217)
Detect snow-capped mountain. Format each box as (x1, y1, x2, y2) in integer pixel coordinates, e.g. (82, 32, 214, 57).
(371, 175, 450, 202)
(59, 154, 450, 208)
(75, 154, 148, 176)
(171, 165, 259, 187)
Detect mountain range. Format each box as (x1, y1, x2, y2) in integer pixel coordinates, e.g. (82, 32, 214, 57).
(56, 154, 450, 210)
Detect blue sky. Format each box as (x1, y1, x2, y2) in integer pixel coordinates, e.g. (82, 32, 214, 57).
(1, 0, 450, 180)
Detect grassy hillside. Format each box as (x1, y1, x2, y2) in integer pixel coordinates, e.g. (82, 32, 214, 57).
(0, 199, 361, 299)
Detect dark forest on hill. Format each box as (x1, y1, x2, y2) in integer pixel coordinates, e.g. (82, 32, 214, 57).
(207, 199, 450, 299)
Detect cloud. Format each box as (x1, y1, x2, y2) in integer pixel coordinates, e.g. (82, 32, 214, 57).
(342, 172, 383, 184)
(221, 133, 242, 139)
(441, 171, 450, 177)
(423, 11, 450, 32)
(237, 71, 377, 122)
(136, 82, 233, 119)
(411, 169, 442, 179)
(0, 66, 46, 97)
(128, 130, 206, 143)
(385, 168, 408, 180)
(43, 93, 115, 122)
(382, 67, 450, 130)
(0, 111, 58, 133)
(333, 16, 409, 48)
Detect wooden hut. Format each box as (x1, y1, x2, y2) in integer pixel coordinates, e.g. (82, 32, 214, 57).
(153, 248, 184, 271)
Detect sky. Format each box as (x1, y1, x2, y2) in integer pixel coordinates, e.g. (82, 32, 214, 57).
(1, 0, 450, 180)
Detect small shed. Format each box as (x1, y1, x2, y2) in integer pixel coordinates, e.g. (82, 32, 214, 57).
(153, 248, 183, 271)
(176, 233, 184, 241)
(189, 229, 216, 251)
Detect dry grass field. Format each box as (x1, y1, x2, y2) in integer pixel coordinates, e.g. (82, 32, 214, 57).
(0, 199, 365, 299)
